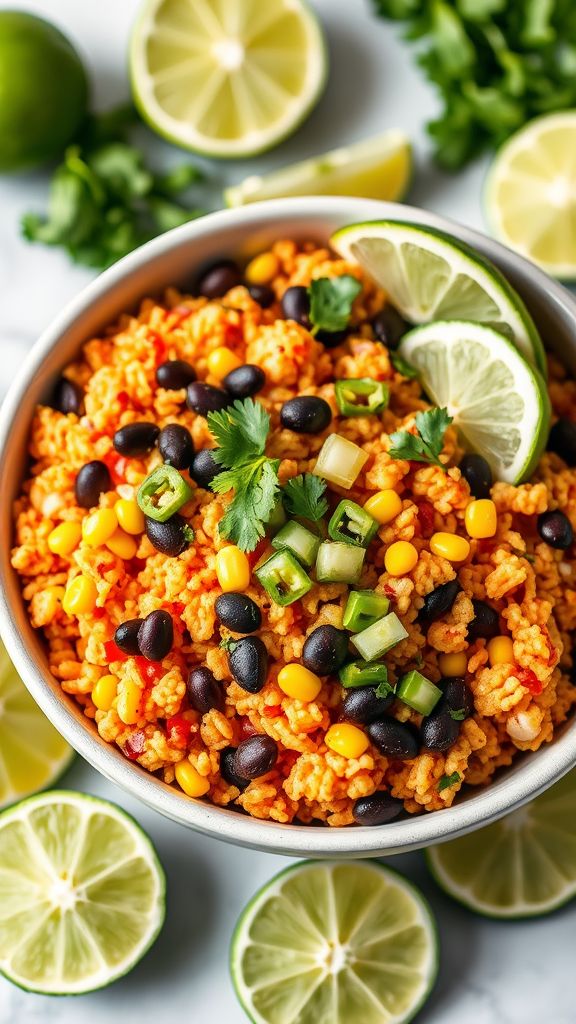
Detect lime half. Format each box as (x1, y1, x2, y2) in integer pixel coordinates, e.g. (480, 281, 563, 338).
(0, 791, 165, 993)
(485, 112, 576, 281)
(398, 320, 550, 484)
(130, 0, 327, 158)
(427, 770, 576, 919)
(225, 131, 411, 207)
(231, 860, 438, 1024)
(0, 640, 74, 809)
(331, 220, 546, 375)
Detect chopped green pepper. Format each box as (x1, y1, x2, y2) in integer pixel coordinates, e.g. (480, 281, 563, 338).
(272, 521, 320, 567)
(328, 500, 378, 548)
(335, 377, 389, 417)
(397, 670, 442, 716)
(137, 465, 193, 523)
(343, 590, 390, 632)
(351, 612, 409, 661)
(339, 660, 392, 693)
(315, 542, 365, 584)
(254, 549, 312, 607)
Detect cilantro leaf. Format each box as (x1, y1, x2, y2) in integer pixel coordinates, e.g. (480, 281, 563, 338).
(389, 407, 453, 470)
(449, 708, 466, 721)
(308, 275, 362, 334)
(208, 399, 270, 467)
(375, 676, 394, 699)
(282, 474, 328, 522)
(438, 771, 462, 792)
(214, 458, 280, 552)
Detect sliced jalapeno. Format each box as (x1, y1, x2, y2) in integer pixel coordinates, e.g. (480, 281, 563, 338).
(343, 590, 390, 632)
(335, 377, 389, 417)
(254, 550, 312, 607)
(137, 465, 193, 523)
(328, 499, 378, 547)
(339, 660, 391, 691)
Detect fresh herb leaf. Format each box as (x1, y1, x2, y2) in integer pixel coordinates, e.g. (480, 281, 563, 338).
(208, 399, 270, 467)
(449, 708, 466, 721)
(155, 164, 204, 194)
(438, 771, 462, 792)
(390, 352, 419, 379)
(389, 407, 453, 469)
(282, 474, 328, 522)
(414, 652, 424, 669)
(375, 676, 394, 699)
(213, 457, 280, 552)
(511, 547, 536, 564)
(308, 275, 362, 334)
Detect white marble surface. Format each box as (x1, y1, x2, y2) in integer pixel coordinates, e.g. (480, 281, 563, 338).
(0, 1, 574, 1021)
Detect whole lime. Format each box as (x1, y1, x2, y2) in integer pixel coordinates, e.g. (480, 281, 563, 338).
(0, 11, 89, 172)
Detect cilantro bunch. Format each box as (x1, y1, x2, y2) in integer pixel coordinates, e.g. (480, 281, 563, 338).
(373, 0, 576, 168)
(389, 407, 453, 469)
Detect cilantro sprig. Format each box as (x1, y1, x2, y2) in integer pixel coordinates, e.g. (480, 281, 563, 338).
(438, 771, 461, 792)
(208, 399, 280, 553)
(282, 474, 328, 523)
(308, 275, 362, 334)
(389, 407, 453, 470)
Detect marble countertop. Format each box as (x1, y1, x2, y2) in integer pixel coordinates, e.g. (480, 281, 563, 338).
(0, 1, 574, 1022)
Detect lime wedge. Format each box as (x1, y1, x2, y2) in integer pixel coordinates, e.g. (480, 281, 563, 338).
(427, 770, 576, 919)
(397, 320, 550, 484)
(225, 131, 411, 207)
(485, 112, 576, 281)
(0, 791, 165, 993)
(331, 220, 546, 375)
(130, 0, 327, 158)
(0, 640, 74, 809)
(231, 860, 438, 1024)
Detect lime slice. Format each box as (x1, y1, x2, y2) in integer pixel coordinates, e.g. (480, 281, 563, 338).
(0, 640, 74, 809)
(331, 220, 546, 375)
(225, 131, 411, 207)
(231, 860, 438, 1024)
(485, 112, 576, 281)
(130, 0, 327, 158)
(397, 320, 550, 484)
(0, 791, 165, 993)
(427, 770, 576, 919)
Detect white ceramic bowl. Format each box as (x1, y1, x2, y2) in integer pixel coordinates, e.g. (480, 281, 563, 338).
(2, 197, 576, 858)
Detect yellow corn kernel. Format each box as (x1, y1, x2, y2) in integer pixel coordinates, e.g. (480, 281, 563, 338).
(438, 651, 468, 677)
(216, 545, 251, 592)
(384, 540, 418, 576)
(114, 498, 145, 535)
(207, 346, 243, 380)
(175, 760, 210, 798)
(62, 575, 98, 616)
(245, 252, 279, 286)
(82, 507, 118, 547)
(488, 635, 515, 666)
(364, 489, 403, 525)
(47, 521, 82, 556)
(106, 529, 138, 560)
(325, 723, 370, 759)
(117, 680, 141, 725)
(92, 674, 118, 711)
(465, 499, 497, 539)
(277, 664, 322, 702)
(430, 532, 470, 562)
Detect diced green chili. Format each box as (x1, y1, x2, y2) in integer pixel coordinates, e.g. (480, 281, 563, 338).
(339, 659, 391, 692)
(328, 500, 378, 548)
(335, 377, 389, 417)
(254, 550, 312, 607)
(397, 670, 442, 716)
(137, 465, 193, 523)
(272, 522, 320, 567)
(315, 542, 365, 583)
(343, 590, 390, 632)
(351, 612, 409, 661)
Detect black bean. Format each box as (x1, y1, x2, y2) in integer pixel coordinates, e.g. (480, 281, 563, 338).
(547, 417, 576, 466)
(228, 637, 268, 693)
(302, 625, 349, 676)
(215, 593, 262, 634)
(187, 666, 224, 714)
(114, 618, 143, 656)
(197, 260, 242, 298)
(342, 686, 395, 724)
(419, 580, 460, 626)
(158, 424, 195, 469)
(220, 746, 249, 789)
(352, 791, 404, 826)
(439, 677, 475, 718)
(537, 510, 574, 550)
(53, 377, 83, 415)
(233, 735, 278, 779)
(222, 364, 266, 399)
(137, 610, 174, 661)
(186, 381, 231, 416)
(145, 514, 192, 557)
(421, 711, 460, 752)
(367, 718, 419, 760)
(248, 284, 275, 308)
(281, 285, 310, 327)
(156, 359, 196, 390)
(75, 461, 111, 508)
(459, 453, 492, 499)
(316, 329, 348, 349)
(113, 422, 160, 457)
(467, 599, 500, 641)
(189, 448, 223, 489)
(280, 396, 332, 434)
(371, 305, 409, 349)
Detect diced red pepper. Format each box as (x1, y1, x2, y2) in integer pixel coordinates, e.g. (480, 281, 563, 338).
(117, 390, 131, 412)
(166, 714, 192, 748)
(93, 607, 106, 619)
(164, 601, 186, 633)
(135, 656, 165, 683)
(104, 639, 128, 663)
(239, 717, 258, 739)
(542, 627, 558, 667)
(149, 331, 167, 366)
(123, 731, 146, 760)
(263, 705, 283, 718)
(103, 452, 129, 485)
(224, 322, 243, 346)
(517, 667, 543, 695)
(416, 500, 435, 537)
(383, 583, 396, 600)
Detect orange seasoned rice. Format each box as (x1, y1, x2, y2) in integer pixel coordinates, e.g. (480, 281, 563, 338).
(11, 238, 576, 827)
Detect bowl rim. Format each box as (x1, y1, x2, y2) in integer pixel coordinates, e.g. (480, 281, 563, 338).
(2, 194, 576, 857)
